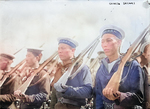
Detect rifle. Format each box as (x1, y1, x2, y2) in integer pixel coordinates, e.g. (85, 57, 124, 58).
(13, 46, 25, 55)
(0, 46, 26, 88)
(28, 55, 59, 88)
(55, 35, 101, 87)
(0, 43, 45, 88)
(0, 60, 26, 88)
(8, 51, 58, 109)
(104, 24, 150, 94)
(17, 51, 57, 93)
(47, 55, 59, 75)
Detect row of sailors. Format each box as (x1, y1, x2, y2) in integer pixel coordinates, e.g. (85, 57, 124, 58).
(0, 25, 150, 109)
(0, 48, 50, 109)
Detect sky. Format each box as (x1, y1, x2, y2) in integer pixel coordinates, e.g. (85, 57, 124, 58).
(0, 0, 149, 66)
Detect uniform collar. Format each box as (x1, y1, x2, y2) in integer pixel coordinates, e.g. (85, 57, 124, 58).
(101, 57, 121, 73)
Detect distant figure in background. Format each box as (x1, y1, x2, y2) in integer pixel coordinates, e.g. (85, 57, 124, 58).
(14, 48, 50, 109)
(136, 41, 150, 109)
(89, 51, 106, 87)
(0, 53, 19, 108)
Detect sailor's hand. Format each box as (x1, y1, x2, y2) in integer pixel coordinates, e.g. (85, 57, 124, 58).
(14, 90, 25, 99)
(14, 90, 34, 102)
(14, 90, 22, 98)
(102, 88, 120, 100)
(54, 83, 68, 92)
(14, 90, 25, 100)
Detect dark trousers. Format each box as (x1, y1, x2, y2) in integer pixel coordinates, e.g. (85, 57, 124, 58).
(55, 102, 80, 109)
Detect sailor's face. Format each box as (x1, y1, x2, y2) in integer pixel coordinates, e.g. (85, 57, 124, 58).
(58, 43, 75, 62)
(144, 45, 150, 62)
(101, 34, 121, 57)
(0, 56, 9, 70)
(25, 52, 37, 67)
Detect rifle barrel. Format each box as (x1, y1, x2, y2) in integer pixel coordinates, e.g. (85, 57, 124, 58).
(56, 35, 101, 85)
(13, 46, 25, 55)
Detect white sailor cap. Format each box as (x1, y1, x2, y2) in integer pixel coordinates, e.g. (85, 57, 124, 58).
(27, 48, 43, 56)
(140, 41, 150, 53)
(100, 25, 125, 40)
(0, 53, 15, 60)
(58, 37, 78, 48)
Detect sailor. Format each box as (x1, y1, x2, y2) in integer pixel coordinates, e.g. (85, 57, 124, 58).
(50, 37, 93, 109)
(0, 53, 18, 108)
(136, 41, 150, 109)
(14, 48, 50, 109)
(94, 25, 145, 109)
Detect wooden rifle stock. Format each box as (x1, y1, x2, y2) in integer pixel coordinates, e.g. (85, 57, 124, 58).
(47, 55, 59, 75)
(105, 24, 150, 92)
(0, 59, 26, 88)
(0, 46, 26, 87)
(9, 51, 57, 109)
(17, 51, 58, 94)
(0, 43, 45, 88)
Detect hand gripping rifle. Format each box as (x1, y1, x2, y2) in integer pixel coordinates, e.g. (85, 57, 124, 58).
(8, 51, 58, 109)
(104, 24, 150, 96)
(0, 43, 45, 88)
(55, 35, 101, 87)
